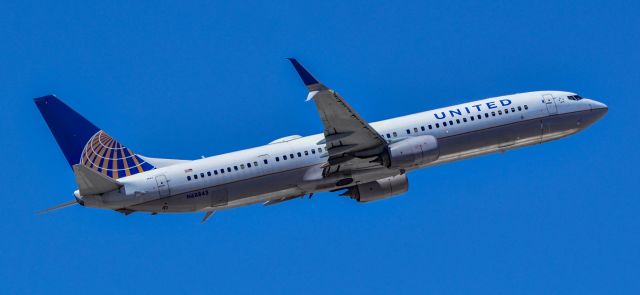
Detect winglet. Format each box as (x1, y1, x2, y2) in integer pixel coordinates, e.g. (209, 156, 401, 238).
(286, 58, 319, 86)
(287, 58, 327, 101)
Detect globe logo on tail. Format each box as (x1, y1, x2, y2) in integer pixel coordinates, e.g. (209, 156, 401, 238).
(80, 131, 154, 179)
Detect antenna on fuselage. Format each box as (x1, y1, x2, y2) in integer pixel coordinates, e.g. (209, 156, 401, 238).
(201, 211, 215, 223)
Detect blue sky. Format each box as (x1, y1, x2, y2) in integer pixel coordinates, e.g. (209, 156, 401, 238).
(1, 0, 639, 294)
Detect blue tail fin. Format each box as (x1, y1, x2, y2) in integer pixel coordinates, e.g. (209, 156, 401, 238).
(34, 95, 155, 179)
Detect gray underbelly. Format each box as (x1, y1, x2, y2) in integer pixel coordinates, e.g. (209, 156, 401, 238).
(132, 111, 589, 213)
(426, 111, 587, 167)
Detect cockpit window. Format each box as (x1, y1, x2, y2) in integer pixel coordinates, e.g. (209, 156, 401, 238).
(567, 95, 583, 101)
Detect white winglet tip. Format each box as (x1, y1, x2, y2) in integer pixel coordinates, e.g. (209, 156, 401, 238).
(306, 90, 319, 101)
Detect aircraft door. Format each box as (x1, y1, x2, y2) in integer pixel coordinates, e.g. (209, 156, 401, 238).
(543, 94, 558, 114)
(155, 175, 171, 198)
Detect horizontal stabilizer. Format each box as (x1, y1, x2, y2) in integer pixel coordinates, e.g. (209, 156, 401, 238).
(73, 164, 122, 195)
(36, 199, 78, 214)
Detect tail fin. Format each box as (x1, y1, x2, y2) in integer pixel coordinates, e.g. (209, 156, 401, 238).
(34, 95, 155, 180)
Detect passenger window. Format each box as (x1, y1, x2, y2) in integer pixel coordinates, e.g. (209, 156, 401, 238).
(524, 105, 529, 110)
(443, 121, 447, 127)
(491, 112, 496, 116)
(214, 170, 218, 175)
(393, 132, 397, 137)
(406, 129, 410, 134)
(463, 118, 467, 122)
(220, 169, 225, 174)
(311, 149, 316, 154)
(318, 148, 322, 153)
(297, 152, 302, 157)
(511, 107, 515, 112)
(421, 126, 425, 131)
(264, 159, 268, 164)
(456, 119, 460, 124)
(290, 154, 294, 158)
(240, 164, 245, 169)
(478, 114, 482, 119)
(518, 106, 522, 111)
(234, 166, 238, 171)
(227, 167, 231, 172)
(386, 133, 390, 138)
(207, 171, 211, 176)
(254, 161, 258, 166)
(283, 155, 287, 160)
(435, 123, 440, 128)
(498, 110, 502, 115)
(414, 127, 418, 133)
(449, 120, 453, 126)
(187, 176, 191, 181)
(200, 173, 205, 178)
(247, 163, 251, 168)
(428, 125, 433, 129)
(304, 151, 309, 156)
(194, 174, 198, 179)
(276, 157, 280, 162)
(505, 109, 509, 114)
(470, 116, 474, 121)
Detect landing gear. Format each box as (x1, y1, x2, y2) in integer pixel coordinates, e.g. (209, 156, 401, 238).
(336, 178, 354, 187)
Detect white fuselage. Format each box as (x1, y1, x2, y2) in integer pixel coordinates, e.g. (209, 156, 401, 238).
(78, 90, 607, 213)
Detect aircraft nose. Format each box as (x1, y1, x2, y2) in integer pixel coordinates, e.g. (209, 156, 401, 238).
(590, 100, 608, 112)
(584, 99, 608, 124)
(591, 100, 608, 118)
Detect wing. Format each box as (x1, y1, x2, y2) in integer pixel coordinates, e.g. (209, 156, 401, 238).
(287, 59, 387, 175)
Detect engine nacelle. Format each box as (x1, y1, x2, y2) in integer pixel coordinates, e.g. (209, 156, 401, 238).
(383, 135, 439, 169)
(342, 174, 409, 203)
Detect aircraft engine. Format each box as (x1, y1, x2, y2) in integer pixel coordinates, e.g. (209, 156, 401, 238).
(341, 174, 409, 202)
(382, 135, 439, 169)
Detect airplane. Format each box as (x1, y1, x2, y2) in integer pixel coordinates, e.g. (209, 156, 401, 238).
(35, 59, 608, 222)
